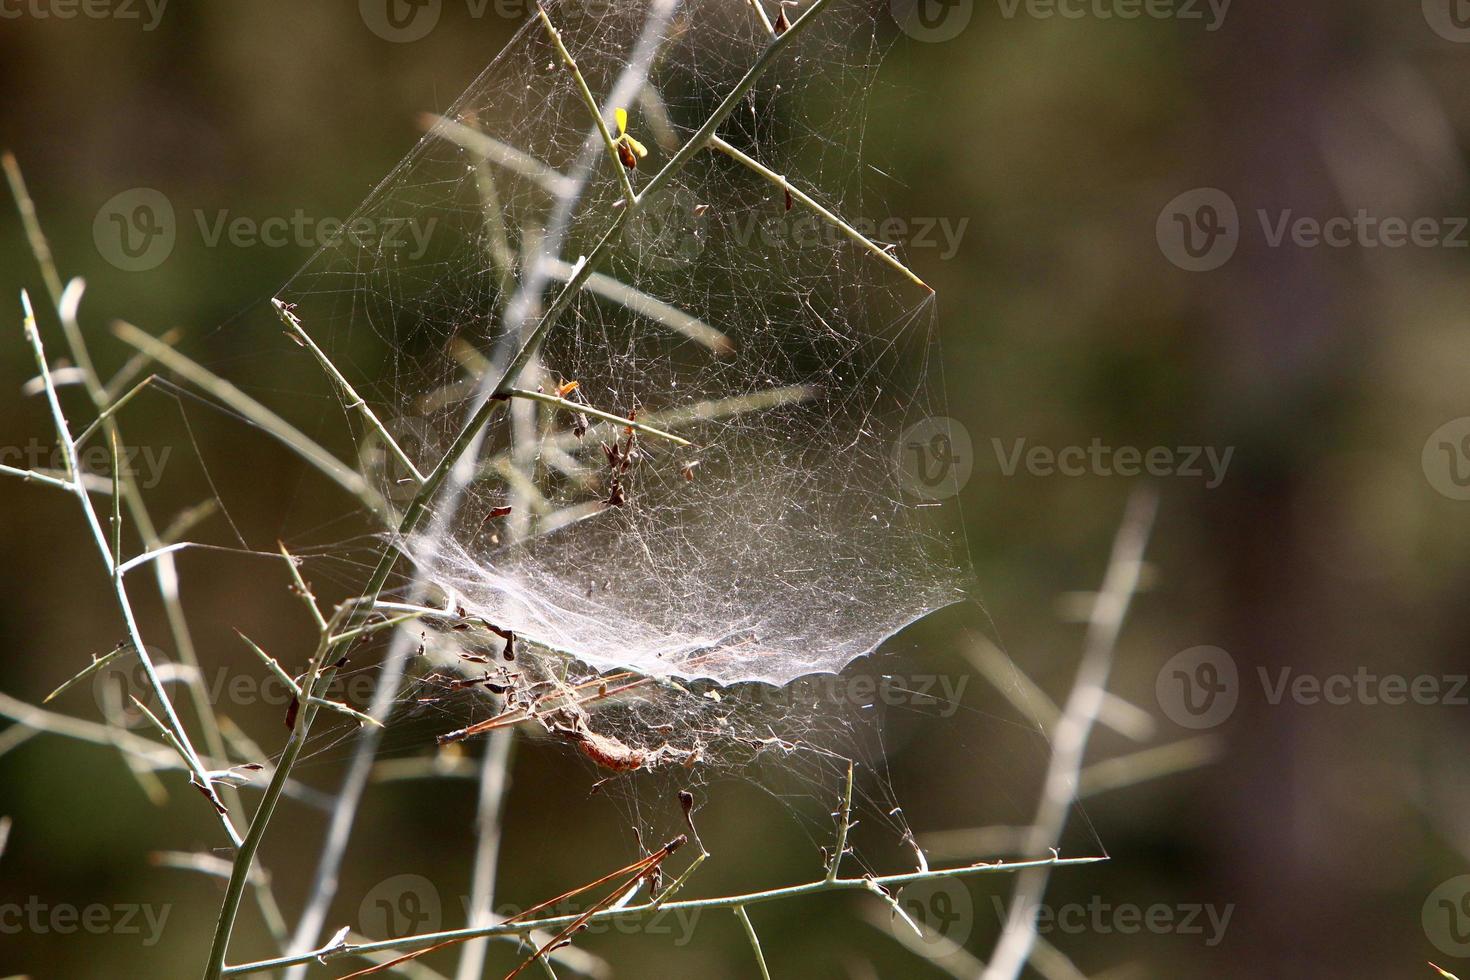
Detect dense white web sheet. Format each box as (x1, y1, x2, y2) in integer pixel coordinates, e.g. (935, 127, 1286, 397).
(277, 0, 974, 689)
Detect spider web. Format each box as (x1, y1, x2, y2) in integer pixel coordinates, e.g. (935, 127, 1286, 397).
(278, 0, 968, 686)
(259, 0, 1089, 874)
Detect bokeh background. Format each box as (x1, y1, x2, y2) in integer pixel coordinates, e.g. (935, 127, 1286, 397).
(5, 1, 1470, 977)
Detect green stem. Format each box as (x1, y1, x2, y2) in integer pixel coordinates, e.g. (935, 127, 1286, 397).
(202, 611, 347, 979)
(505, 387, 692, 446)
(735, 906, 772, 980)
(709, 135, 931, 292)
(21, 293, 236, 842)
(221, 855, 1107, 975)
(537, 5, 638, 208)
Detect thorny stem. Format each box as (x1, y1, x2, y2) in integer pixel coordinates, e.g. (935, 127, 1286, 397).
(7, 154, 250, 838)
(19, 292, 238, 844)
(112, 319, 382, 513)
(826, 759, 855, 882)
(221, 855, 1106, 975)
(709, 135, 931, 291)
(276, 299, 425, 486)
(505, 386, 693, 446)
(735, 906, 772, 980)
(339, 842, 680, 980)
(537, 4, 639, 208)
(237, 630, 384, 729)
(203, 598, 356, 979)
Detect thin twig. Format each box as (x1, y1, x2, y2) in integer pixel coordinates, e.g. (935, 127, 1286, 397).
(537, 5, 638, 207)
(2, 153, 63, 300)
(71, 373, 164, 447)
(734, 906, 772, 980)
(1076, 735, 1223, 799)
(860, 908, 1087, 980)
(223, 855, 1106, 975)
(274, 298, 424, 485)
(8, 166, 246, 833)
(43, 643, 134, 704)
(540, 256, 733, 356)
(961, 634, 1156, 744)
(112, 320, 381, 513)
(20, 292, 238, 842)
(746, 0, 777, 35)
(421, 114, 577, 198)
(454, 729, 516, 980)
(649, 849, 708, 909)
(279, 541, 328, 632)
(202, 600, 356, 978)
(504, 387, 692, 446)
(480, 384, 815, 475)
(709, 135, 931, 292)
(826, 760, 854, 881)
(981, 488, 1158, 980)
(236, 631, 383, 729)
(0, 462, 75, 492)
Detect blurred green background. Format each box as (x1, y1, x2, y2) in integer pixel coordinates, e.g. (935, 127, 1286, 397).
(5, 1, 1470, 977)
